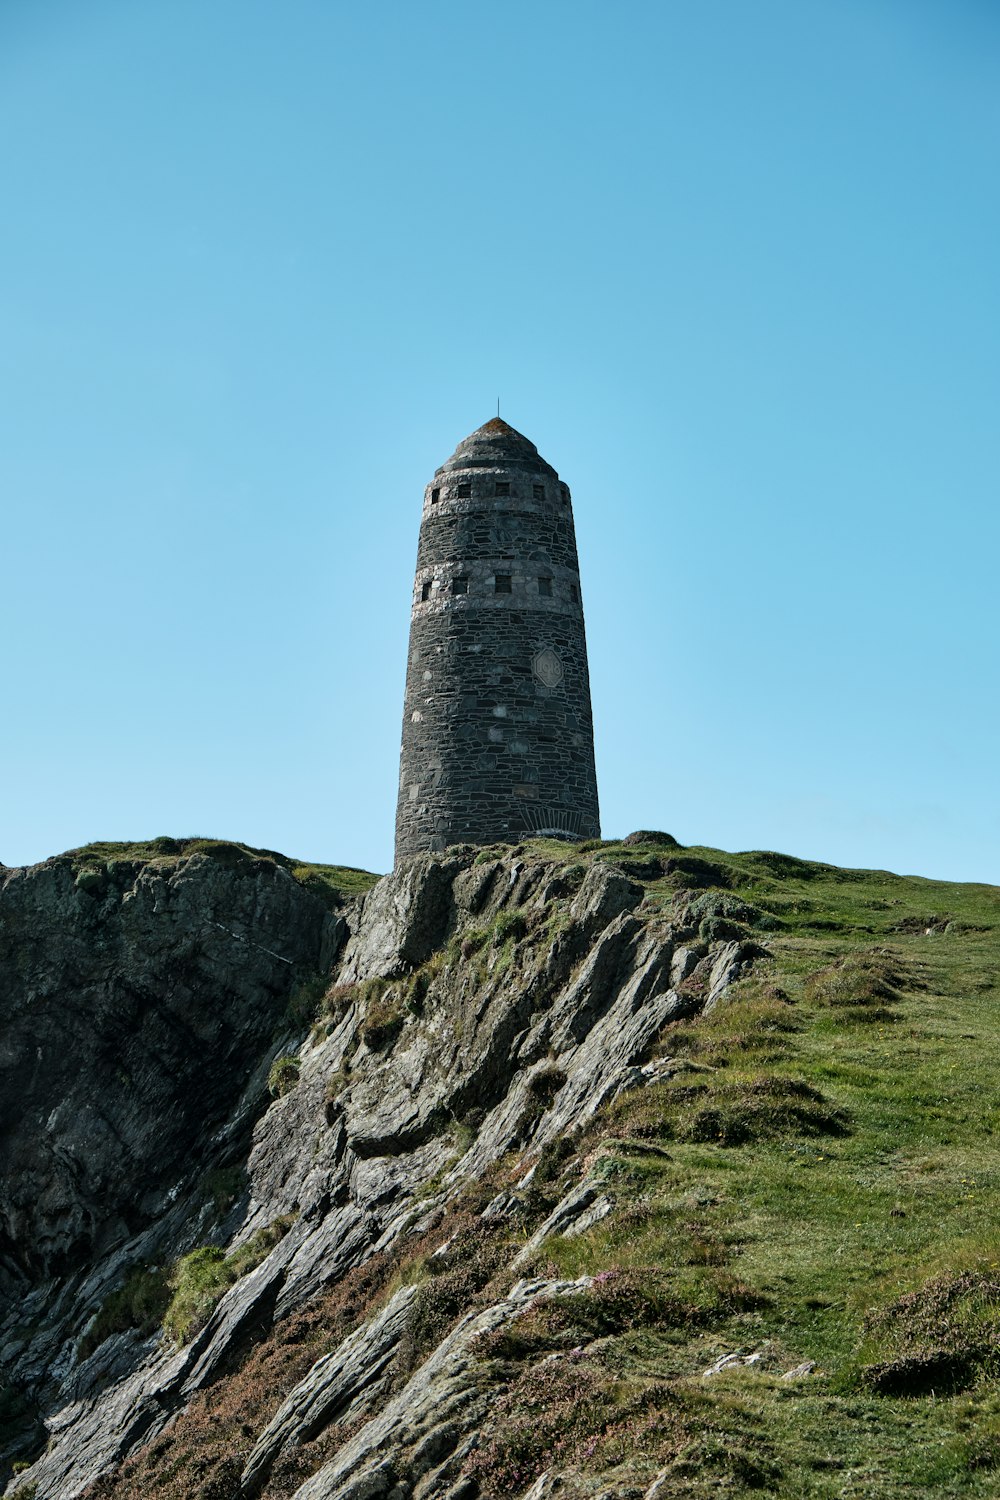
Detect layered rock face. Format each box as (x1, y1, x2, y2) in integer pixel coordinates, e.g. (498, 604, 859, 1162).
(0, 841, 762, 1500)
(0, 846, 341, 1286)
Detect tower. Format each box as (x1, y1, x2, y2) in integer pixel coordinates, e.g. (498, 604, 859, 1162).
(394, 418, 600, 860)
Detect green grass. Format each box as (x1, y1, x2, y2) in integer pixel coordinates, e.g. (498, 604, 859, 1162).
(52, 837, 379, 904)
(78, 1266, 172, 1360)
(289, 860, 379, 901)
(267, 1054, 301, 1097)
(480, 834, 1000, 1497)
(163, 1218, 294, 1345)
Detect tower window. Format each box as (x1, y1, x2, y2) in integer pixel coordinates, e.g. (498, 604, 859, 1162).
(533, 484, 545, 501)
(494, 573, 512, 593)
(431, 488, 440, 503)
(456, 481, 471, 498)
(451, 576, 469, 595)
(495, 481, 510, 496)
(538, 576, 552, 597)
(570, 583, 579, 602)
(561, 487, 570, 506)
(421, 580, 432, 601)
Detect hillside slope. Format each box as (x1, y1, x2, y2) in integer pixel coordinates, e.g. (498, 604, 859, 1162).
(1, 834, 998, 1499)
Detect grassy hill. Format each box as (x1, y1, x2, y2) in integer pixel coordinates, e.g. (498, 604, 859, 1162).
(75, 833, 1000, 1499)
(490, 835, 1000, 1496)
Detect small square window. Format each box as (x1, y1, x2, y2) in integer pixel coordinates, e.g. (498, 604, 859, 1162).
(494, 574, 512, 594)
(533, 484, 545, 501)
(431, 487, 440, 503)
(495, 481, 510, 496)
(538, 577, 552, 597)
(421, 580, 432, 601)
(456, 481, 471, 498)
(451, 576, 469, 595)
(570, 583, 579, 603)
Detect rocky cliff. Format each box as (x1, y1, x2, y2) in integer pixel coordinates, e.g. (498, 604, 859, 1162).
(0, 834, 764, 1499)
(4, 835, 995, 1500)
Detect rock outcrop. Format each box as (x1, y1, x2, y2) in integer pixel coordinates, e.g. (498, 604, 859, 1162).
(0, 840, 765, 1500)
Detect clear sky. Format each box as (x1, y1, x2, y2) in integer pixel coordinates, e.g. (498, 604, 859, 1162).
(2, 0, 998, 883)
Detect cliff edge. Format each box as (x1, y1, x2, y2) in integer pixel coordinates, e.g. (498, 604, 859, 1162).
(1, 835, 997, 1500)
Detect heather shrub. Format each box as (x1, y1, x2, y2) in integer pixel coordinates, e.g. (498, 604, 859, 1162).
(361, 992, 406, 1050)
(477, 1269, 704, 1362)
(463, 1358, 681, 1495)
(397, 1221, 509, 1373)
(856, 1271, 1000, 1395)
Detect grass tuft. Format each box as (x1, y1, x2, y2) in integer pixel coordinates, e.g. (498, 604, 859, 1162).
(78, 1267, 171, 1360)
(163, 1219, 294, 1345)
(267, 1054, 301, 1098)
(360, 981, 406, 1050)
(856, 1271, 1000, 1396)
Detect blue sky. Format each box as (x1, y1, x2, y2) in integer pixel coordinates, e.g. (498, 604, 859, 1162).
(2, 0, 998, 882)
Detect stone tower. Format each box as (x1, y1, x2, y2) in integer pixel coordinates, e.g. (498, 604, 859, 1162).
(395, 418, 601, 860)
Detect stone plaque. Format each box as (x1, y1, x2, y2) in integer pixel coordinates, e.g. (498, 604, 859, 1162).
(532, 647, 564, 689)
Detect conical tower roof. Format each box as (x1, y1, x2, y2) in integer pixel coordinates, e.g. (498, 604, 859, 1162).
(435, 417, 558, 478)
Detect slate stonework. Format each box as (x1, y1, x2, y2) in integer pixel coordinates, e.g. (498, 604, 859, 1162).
(395, 418, 601, 859)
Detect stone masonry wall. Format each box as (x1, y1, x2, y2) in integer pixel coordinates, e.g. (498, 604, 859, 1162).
(395, 420, 601, 859)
